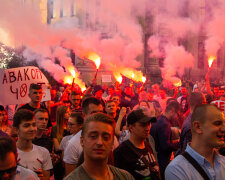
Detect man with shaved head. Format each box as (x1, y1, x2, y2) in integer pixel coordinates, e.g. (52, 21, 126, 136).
(165, 104, 225, 180)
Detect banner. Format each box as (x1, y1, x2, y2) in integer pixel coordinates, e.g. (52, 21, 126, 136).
(102, 75, 112, 83)
(0, 66, 51, 105)
(211, 100, 225, 114)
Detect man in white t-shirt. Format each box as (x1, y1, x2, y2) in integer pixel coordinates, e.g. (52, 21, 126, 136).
(13, 109, 53, 179)
(64, 97, 119, 176)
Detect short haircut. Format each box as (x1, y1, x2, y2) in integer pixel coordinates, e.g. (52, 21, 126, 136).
(81, 112, 115, 137)
(191, 104, 220, 127)
(82, 97, 102, 115)
(165, 101, 180, 113)
(13, 109, 34, 128)
(105, 100, 116, 107)
(0, 136, 17, 161)
(0, 105, 4, 111)
(189, 92, 205, 109)
(34, 108, 48, 115)
(71, 91, 81, 97)
(29, 83, 42, 93)
(70, 112, 84, 125)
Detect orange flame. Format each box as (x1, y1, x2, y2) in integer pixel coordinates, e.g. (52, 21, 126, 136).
(64, 76, 73, 85)
(71, 70, 76, 78)
(208, 56, 216, 68)
(88, 52, 101, 69)
(142, 76, 146, 83)
(173, 79, 182, 87)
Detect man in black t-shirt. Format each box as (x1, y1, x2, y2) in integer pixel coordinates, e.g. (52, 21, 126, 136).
(33, 108, 53, 152)
(114, 109, 159, 180)
(18, 83, 52, 128)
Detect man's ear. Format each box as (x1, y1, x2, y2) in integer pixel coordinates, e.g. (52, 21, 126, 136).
(12, 127, 19, 136)
(192, 121, 203, 134)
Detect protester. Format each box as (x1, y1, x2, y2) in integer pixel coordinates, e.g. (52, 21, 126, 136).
(63, 97, 104, 175)
(177, 86, 190, 115)
(114, 109, 159, 180)
(105, 100, 126, 130)
(13, 109, 53, 179)
(70, 91, 82, 112)
(51, 106, 70, 152)
(60, 112, 83, 153)
(0, 136, 39, 180)
(18, 83, 52, 128)
(51, 106, 70, 180)
(0, 105, 8, 137)
(33, 108, 53, 153)
(150, 101, 180, 178)
(93, 85, 106, 107)
(64, 112, 134, 180)
(165, 104, 225, 180)
(176, 92, 206, 155)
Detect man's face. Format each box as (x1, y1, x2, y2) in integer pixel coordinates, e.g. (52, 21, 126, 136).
(214, 87, 219, 96)
(0, 111, 4, 124)
(159, 90, 166, 99)
(129, 121, 151, 140)
(0, 152, 17, 180)
(111, 96, 120, 106)
(81, 121, 114, 161)
(67, 117, 82, 135)
(219, 90, 225, 97)
(105, 102, 117, 115)
(200, 107, 225, 148)
(108, 88, 114, 96)
(86, 104, 103, 116)
(124, 87, 131, 95)
(17, 119, 37, 140)
(181, 87, 187, 95)
(35, 112, 49, 131)
(29, 89, 43, 103)
(71, 95, 81, 108)
(95, 90, 103, 99)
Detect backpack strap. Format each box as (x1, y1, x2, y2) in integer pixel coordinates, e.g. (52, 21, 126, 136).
(182, 152, 210, 180)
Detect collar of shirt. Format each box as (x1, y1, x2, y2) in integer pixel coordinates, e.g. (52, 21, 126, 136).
(186, 144, 222, 168)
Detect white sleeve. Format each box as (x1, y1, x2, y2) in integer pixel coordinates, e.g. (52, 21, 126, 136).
(63, 139, 80, 165)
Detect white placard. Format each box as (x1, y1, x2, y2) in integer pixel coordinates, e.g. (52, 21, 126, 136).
(0, 66, 51, 105)
(102, 75, 112, 82)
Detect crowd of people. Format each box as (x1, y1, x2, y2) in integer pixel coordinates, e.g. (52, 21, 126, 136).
(0, 76, 225, 180)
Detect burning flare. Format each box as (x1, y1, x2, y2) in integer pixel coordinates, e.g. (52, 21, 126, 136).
(208, 56, 216, 68)
(173, 79, 182, 87)
(142, 76, 146, 83)
(88, 52, 101, 69)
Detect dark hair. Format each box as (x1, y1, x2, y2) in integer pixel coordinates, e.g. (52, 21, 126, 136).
(0, 105, 4, 111)
(70, 112, 84, 125)
(34, 108, 48, 115)
(82, 97, 102, 115)
(189, 92, 205, 109)
(29, 83, 42, 93)
(191, 104, 220, 127)
(165, 101, 180, 113)
(71, 91, 81, 96)
(81, 112, 115, 137)
(0, 136, 17, 161)
(13, 109, 34, 128)
(105, 100, 116, 107)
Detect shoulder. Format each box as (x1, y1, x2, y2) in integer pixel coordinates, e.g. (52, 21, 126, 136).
(165, 155, 191, 180)
(16, 165, 39, 180)
(109, 165, 134, 180)
(33, 144, 50, 154)
(114, 140, 129, 153)
(64, 166, 90, 180)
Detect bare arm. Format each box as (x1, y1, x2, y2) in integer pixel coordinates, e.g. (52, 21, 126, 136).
(52, 138, 60, 152)
(115, 107, 127, 137)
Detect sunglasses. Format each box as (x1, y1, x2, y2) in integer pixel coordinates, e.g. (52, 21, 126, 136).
(0, 166, 17, 177)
